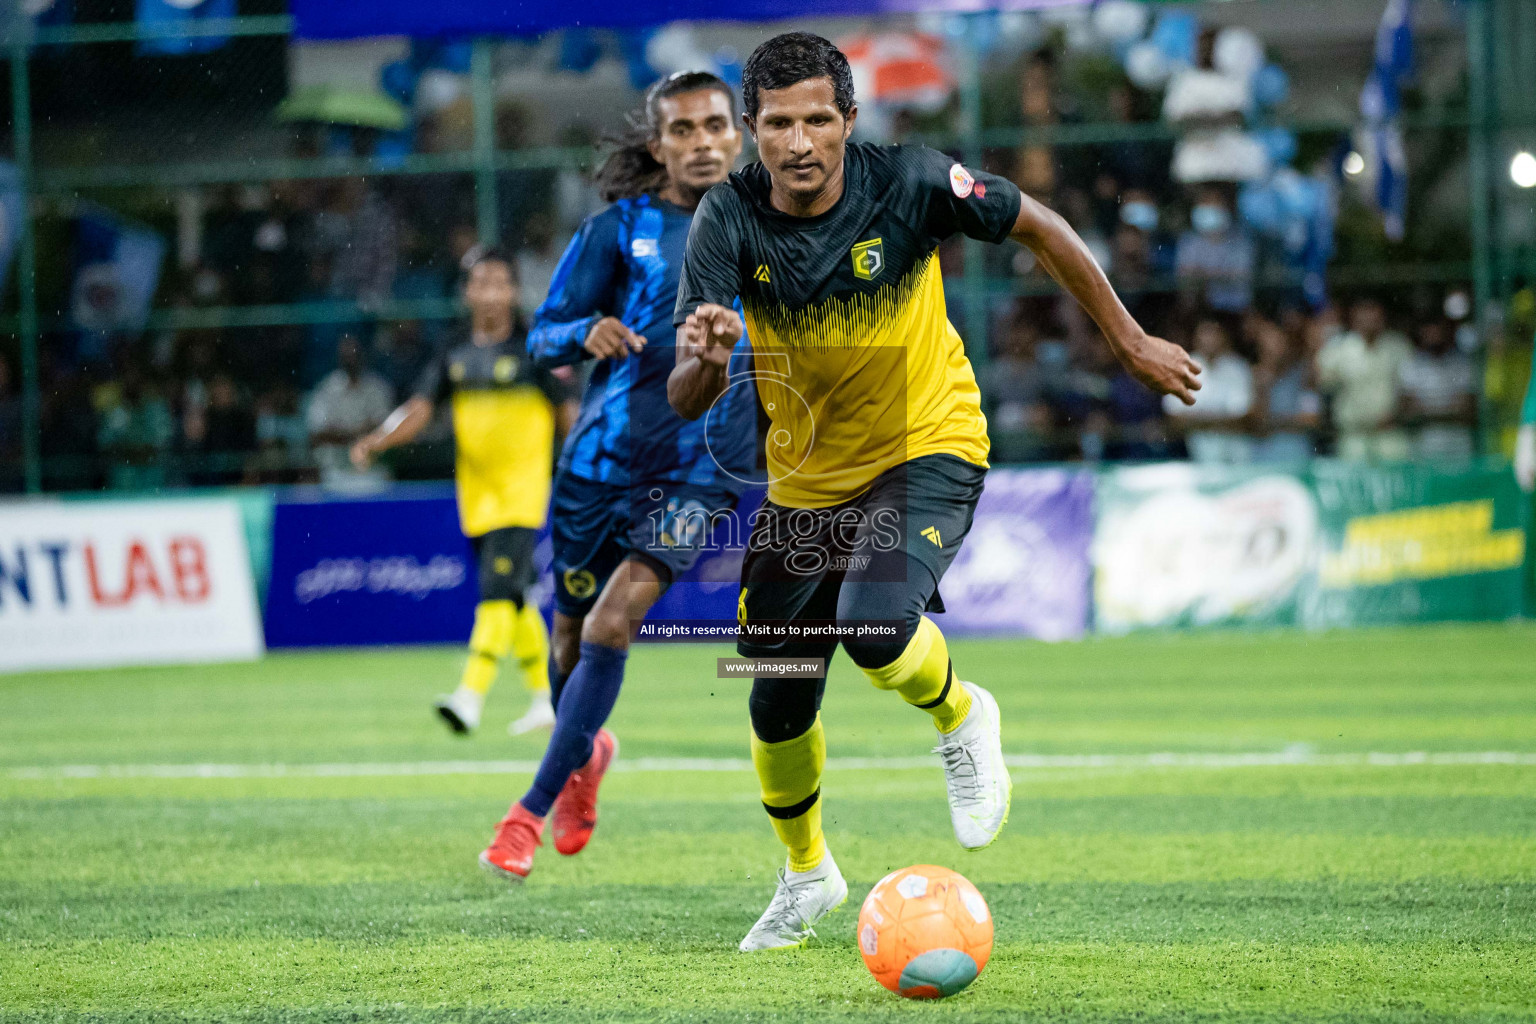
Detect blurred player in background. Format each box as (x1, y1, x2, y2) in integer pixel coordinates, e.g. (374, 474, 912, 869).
(352, 248, 577, 736)
(477, 71, 757, 882)
(670, 33, 1201, 951)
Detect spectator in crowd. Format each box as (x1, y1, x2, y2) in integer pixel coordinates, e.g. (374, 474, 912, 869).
(1316, 298, 1413, 462)
(316, 179, 399, 311)
(306, 335, 394, 488)
(377, 320, 435, 402)
(1107, 357, 1173, 461)
(1398, 318, 1477, 463)
(247, 384, 310, 484)
(981, 318, 1054, 462)
(1175, 184, 1255, 314)
(98, 367, 176, 490)
(0, 354, 20, 470)
(188, 372, 257, 485)
(1163, 316, 1254, 463)
(1250, 316, 1321, 464)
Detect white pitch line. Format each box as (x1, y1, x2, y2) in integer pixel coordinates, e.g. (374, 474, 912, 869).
(6, 750, 1536, 781)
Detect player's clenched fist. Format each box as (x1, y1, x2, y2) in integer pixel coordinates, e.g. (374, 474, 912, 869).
(585, 316, 647, 360)
(1119, 332, 1203, 406)
(683, 303, 742, 367)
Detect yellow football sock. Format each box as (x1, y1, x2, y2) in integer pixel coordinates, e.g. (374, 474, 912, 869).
(460, 599, 515, 696)
(861, 616, 973, 734)
(751, 717, 827, 873)
(511, 602, 551, 695)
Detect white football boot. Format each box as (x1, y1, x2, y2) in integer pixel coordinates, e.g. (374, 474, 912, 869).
(934, 681, 1012, 850)
(433, 686, 483, 734)
(507, 690, 556, 736)
(738, 853, 849, 952)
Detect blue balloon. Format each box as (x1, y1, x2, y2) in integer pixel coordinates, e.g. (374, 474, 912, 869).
(1149, 12, 1198, 66)
(375, 129, 414, 170)
(618, 28, 658, 91)
(381, 60, 417, 105)
(1257, 127, 1298, 167)
(1238, 183, 1284, 234)
(1276, 176, 1320, 222)
(1253, 63, 1290, 108)
(437, 39, 474, 75)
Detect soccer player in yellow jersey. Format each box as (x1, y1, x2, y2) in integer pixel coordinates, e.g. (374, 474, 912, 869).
(352, 248, 577, 736)
(669, 33, 1202, 951)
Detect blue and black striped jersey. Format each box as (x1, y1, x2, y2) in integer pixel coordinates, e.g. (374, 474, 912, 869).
(529, 194, 756, 492)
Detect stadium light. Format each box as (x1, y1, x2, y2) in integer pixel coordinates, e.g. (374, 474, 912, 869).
(1512, 151, 1536, 189)
(1343, 151, 1366, 177)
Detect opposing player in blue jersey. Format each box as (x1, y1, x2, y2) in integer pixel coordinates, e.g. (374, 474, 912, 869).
(479, 72, 756, 882)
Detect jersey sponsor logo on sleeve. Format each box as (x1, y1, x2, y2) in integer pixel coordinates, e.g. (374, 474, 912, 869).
(754, 263, 771, 283)
(949, 163, 975, 198)
(851, 238, 885, 281)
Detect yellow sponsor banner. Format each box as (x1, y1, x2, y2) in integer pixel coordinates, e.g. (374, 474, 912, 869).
(1320, 499, 1526, 588)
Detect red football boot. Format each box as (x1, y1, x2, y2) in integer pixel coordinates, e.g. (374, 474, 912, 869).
(552, 728, 618, 856)
(478, 802, 544, 883)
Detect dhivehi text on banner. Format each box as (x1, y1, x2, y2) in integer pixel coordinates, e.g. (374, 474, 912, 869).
(0, 500, 264, 672)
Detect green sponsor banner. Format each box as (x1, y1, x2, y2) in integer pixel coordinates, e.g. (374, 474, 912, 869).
(1093, 461, 1526, 634)
(1307, 461, 1525, 627)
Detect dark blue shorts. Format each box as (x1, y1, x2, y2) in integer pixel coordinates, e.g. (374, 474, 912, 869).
(549, 471, 742, 617)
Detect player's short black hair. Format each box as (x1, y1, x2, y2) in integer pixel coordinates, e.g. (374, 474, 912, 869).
(595, 71, 737, 203)
(741, 32, 856, 120)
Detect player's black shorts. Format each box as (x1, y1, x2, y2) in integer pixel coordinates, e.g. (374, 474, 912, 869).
(470, 526, 539, 604)
(736, 454, 986, 662)
(550, 470, 742, 617)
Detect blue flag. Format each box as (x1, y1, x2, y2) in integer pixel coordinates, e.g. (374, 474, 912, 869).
(135, 0, 236, 57)
(69, 205, 166, 336)
(1358, 0, 1413, 241)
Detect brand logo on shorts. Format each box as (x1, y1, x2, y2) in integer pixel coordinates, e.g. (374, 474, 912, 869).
(921, 526, 943, 547)
(562, 568, 597, 599)
(851, 238, 884, 281)
(493, 556, 513, 575)
(754, 264, 771, 283)
(948, 163, 975, 198)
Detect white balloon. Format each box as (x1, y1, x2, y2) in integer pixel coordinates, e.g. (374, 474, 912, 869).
(1213, 27, 1265, 81)
(1125, 41, 1171, 89)
(1093, 1, 1149, 45)
(415, 70, 466, 115)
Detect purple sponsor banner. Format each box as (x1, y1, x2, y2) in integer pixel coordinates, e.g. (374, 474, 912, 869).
(933, 468, 1093, 640)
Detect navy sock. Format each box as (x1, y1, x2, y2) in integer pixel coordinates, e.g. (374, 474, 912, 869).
(521, 641, 627, 817)
(548, 652, 573, 712)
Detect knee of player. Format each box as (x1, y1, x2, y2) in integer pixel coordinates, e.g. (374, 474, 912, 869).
(748, 681, 820, 743)
(579, 606, 631, 651)
(843, 627, 917, 677)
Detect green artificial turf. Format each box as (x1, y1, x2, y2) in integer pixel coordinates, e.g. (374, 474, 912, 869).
(2, 624, 1534, 1023)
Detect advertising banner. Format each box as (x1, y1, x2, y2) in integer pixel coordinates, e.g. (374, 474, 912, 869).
(0, 499, 263, 672)
(1094, 461, 1526, 633)
(264, 491, 498, 647)
(937, 468, 1093, 639)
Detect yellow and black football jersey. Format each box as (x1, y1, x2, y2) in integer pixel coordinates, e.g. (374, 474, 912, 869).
(674, 142, 1022, 509)
(415, 329, 575, 537)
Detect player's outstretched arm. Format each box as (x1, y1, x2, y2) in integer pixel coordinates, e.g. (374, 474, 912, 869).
(350, 397, 433, 470)
(1009, 194, 1202, 405)
(667, 303, 741, 421)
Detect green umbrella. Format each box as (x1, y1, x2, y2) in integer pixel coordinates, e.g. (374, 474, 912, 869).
(276, 86, 409, 132)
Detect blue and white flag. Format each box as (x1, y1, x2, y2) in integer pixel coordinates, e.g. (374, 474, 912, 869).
(1357, 0, 1413, 241)
(135, 0, 236, 56)
(69, 205, 166, 335)
(0, 162, 23, 302)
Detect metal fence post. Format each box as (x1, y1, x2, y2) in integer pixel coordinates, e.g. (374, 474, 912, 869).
(958, 15, 987, 371)
(471, 36, 500, 247)
(10, 40, 41, 494)
(1467, 0, 1495, 456)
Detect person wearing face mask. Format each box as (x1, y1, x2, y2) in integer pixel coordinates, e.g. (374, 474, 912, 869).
(1175, 184, 1255, 314)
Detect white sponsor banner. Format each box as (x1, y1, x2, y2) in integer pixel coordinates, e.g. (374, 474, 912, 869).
(0, 500, 263, 672)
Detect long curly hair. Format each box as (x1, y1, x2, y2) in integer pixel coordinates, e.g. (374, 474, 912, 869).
(594, 70, 737, 203)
